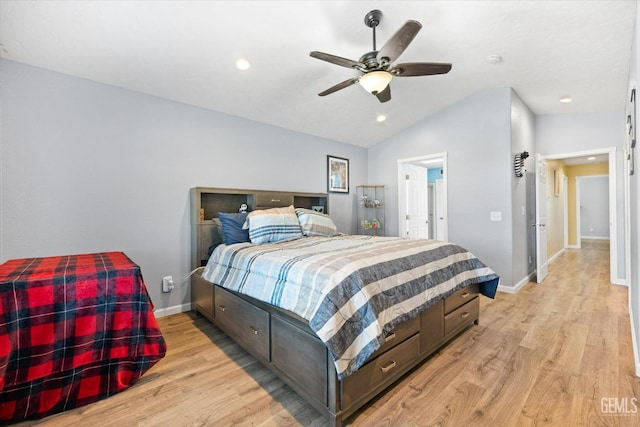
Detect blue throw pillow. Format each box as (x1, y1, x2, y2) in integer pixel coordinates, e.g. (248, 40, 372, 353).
(218, 212, 250, 245)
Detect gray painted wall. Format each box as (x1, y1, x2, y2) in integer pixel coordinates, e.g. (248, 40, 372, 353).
(367, 87, 514, 288)
(1, 59, 629, 318)
(578, 176, 609, 239)
(0, 60, 367, 312)
(510, 90, 537, 285)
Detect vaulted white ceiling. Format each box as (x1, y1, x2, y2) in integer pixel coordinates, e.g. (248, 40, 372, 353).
(0, 1, 636, 147)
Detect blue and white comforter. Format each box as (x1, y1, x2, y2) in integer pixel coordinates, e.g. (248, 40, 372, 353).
(202, 235, 499, 379)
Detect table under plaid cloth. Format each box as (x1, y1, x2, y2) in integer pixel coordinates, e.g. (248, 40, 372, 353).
(0, 252, 167, 420)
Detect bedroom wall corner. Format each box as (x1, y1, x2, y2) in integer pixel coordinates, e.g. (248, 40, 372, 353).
(509, 89, 537, 292)
(367, 87, 514, 288)
(0, 61, 368, 313)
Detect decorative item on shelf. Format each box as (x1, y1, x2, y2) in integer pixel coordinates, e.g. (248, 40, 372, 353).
(514, 151, 529, 178)
(360, 194, 383, 208)
(357, 184, 385, 236)
(362, 218, 382, 230)
(311, 205, 325, 213)
(239, 203, 248, 213)
(199, 208, 205, 221)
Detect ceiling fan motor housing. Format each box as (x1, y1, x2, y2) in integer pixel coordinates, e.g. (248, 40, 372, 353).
(359, 51, 381, 70)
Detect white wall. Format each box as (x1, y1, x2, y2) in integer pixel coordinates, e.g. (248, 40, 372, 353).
(627, 0, 640, 376)
(368, 87, 514, 287)
(0, 60, 367, 313)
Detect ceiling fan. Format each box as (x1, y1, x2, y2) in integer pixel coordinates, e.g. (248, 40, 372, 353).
(310, 9, 452, 103)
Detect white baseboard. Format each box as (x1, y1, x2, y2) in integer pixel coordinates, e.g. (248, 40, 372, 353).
(629, 297, 640, 377)
(154, 302, 192, 318)
(548, 248, 566, 265)
(580, 236, 610, 241)
(498, 272, 535, 294)
(612, 277, 628, 286)
(566, 244, 580, 249)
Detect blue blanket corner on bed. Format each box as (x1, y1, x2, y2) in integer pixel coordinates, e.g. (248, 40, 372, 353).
(480, 277, 499, 299)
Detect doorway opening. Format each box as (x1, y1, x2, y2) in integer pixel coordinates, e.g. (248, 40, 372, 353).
(397, 153, 448, 241)
(535, 147, 620, 285)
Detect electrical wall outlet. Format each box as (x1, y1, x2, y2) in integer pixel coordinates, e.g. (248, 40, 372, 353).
(162, 276, 174, 293)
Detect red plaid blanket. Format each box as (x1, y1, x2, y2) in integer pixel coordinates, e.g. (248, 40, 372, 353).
(0, 252, 167, 420)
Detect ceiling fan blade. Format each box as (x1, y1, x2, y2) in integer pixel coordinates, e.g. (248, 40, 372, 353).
(391, 62, 452, 77)
(376, 20, 422, 64)
(318, 78, 359, 96)
(375, 85, 391, 103)
(310, 51, 363, 69)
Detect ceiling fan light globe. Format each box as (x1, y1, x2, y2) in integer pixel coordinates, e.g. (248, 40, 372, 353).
(359, 71, 392, 94)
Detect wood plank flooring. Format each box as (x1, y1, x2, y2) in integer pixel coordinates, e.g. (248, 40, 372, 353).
(12, 240, 640, 426)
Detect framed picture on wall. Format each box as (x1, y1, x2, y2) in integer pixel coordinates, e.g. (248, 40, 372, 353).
(327, 155, 349, 193)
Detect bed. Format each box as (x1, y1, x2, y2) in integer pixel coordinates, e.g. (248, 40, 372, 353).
(0, 252, 167, 421)
(190, 187, 499, 427)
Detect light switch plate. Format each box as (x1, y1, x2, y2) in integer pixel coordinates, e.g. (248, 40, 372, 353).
(490, 211, 502, 222)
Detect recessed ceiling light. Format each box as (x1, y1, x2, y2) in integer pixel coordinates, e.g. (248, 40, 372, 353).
(587, 156, 596, 161)
(559, 96, 572, 103)
(376, 115, 386, 122)
(485, 54, 503, 64)
(235, 58, 250, 71)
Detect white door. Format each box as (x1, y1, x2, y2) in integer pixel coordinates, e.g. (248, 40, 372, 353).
(535, 154, 548, 283)
(406, 164, 429, 238)
(428, 184, 435, 238)
(435, 179, 445, 240)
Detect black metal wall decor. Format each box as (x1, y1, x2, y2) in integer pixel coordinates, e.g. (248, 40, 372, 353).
(514, 151, 529, 178)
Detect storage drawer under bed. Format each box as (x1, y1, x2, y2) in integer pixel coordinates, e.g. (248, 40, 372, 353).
(444, 283, 480, 314)
(341, 333, 420, 410)
(444, 297, 479, 336)
(215, 286, 270, 362)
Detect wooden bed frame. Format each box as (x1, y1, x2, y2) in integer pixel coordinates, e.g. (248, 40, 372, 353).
(190, 187, 480, 426)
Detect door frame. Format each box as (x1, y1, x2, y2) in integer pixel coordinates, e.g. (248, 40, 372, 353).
(397, 153, 448, 241)
(538, 146, 621, 285)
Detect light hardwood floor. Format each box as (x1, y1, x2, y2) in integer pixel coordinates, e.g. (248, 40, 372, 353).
(14, 240, 640, 426)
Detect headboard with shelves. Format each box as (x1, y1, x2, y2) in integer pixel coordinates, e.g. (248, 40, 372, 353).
(190, 187, 329, 269)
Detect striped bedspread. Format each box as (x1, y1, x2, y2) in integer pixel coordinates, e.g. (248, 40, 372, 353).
(202, 235, 499, 379)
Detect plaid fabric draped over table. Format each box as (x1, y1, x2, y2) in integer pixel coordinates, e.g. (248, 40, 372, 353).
(0, 252, 167, 420)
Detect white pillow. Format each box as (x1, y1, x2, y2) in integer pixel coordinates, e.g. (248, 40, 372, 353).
(244, 205, 303, 244)
(295, 208, 339, 237)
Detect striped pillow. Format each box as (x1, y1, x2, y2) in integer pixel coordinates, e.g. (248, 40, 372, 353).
(244, 205, 303, 244)
(295, 208, 339, 237)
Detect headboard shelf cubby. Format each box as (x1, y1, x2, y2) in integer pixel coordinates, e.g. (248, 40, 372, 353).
(190, 187, 329, 269)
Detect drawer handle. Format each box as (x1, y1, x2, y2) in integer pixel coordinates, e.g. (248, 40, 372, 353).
(380, 360, 397, 373)
(460, 312, 470, 319)
(248, 326, 260, 335)
(384, 332, 396, 343)
(218, 305, 227, 312)
(271, 199, 280, 202)
(460, 292, 470, 299)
